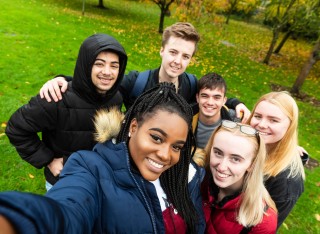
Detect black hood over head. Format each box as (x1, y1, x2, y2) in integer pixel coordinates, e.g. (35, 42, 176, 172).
(72, 33, 127, 105)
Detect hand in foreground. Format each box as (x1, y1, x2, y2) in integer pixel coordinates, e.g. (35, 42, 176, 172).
(235, 103, 251, 123)
(39, 77, 68, 102)
(0, 215, 17, 234)
(47, 157, 64, 177)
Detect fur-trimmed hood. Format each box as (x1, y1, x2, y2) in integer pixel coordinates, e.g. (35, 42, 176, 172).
(93, 107, 124, 143)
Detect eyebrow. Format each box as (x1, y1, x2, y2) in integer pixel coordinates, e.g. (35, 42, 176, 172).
(213, 147, 245, 159)
(95, 58, 119, 64)
(255, 112, 282, 120)
(149, 128, 186, 144)
(200, 93, 222, 97)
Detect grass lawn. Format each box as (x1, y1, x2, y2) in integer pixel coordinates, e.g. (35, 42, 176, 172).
(0, 0, 319, 233)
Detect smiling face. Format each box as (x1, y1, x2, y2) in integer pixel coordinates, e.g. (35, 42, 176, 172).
(159, 36, 195, 82)
(91, 51, 120, 94)
(250, 101, 290, 146)
(128, 110, 188, 181)
(196, 87, 227, 125)
(210, 131, 255, 194)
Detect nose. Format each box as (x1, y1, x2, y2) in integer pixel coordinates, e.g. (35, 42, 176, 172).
(101, 65, 111, 75)
(257, 118, 268, 129)
(216, 158, 228, 171)
(207, 97, 214, 105)
(156, 145, 170, 161)
(173, 54, 182, 64)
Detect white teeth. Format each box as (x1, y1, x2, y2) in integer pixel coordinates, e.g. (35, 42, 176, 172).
(148, 158, 164, 169)
(217, 171, 229, 178)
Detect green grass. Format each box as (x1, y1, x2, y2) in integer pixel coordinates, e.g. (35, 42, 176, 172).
(0, 0, 319, 233)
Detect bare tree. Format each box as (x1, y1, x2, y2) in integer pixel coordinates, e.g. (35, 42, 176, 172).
(226, 0, 240, 24)
(263, 0, 297, 64)
(291, 36, 320, 95)
(152, 0, 175, 33)
(273, 30, 292, 54)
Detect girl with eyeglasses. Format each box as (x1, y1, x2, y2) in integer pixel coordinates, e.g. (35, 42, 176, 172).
(200, 120, 277, 233)
(248, 91, 305, 229)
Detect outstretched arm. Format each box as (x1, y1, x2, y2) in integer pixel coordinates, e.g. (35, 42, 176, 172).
(0, 215, 16, 234)
(40, 76, 69, 102)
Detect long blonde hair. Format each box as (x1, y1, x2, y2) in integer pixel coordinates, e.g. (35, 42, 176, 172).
(204, 125, 277, 227)
(247, 91, 305, 180)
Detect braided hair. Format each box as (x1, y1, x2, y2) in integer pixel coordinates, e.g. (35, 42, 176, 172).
(116, 82, 198, 233)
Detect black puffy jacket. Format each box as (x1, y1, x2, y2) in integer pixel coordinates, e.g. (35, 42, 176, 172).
(5, 34, 127, 185)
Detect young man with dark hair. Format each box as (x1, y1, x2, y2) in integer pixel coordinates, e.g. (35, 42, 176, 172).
(193, 72, 239, 148)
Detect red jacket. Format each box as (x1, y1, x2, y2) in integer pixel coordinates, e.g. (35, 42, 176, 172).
(202, 180, 277, 234)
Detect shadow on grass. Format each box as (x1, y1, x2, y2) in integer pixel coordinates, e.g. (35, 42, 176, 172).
(270, 83, 320, 107)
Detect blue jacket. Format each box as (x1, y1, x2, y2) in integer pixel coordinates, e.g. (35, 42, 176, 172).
(0, 140, 205, 234)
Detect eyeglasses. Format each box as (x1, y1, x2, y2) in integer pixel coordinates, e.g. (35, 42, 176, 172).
(221, 120, 258, 136)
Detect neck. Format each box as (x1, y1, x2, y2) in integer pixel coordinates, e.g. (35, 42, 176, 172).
(158, 66, 179, 83)
(218, 177, 244, 201)
(266, 143, 276, 154)
(198, 113, 221, 125)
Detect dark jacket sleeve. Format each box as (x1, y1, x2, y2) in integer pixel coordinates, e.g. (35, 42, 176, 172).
(0, 192, 65, 234)
(225, 97, 242, 109)
(5, 95, 58, 168)
(119, 70, 139, 110)
(265, 170, 304, 229)
(0, 152, 101, 233)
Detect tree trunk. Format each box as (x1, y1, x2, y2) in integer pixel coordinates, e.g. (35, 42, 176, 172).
(291, 38, 320, 94)
(98, 0, 105, 8)
(226, 12, 231, 24)
(158, 9, 165, 33)
(274, 30, 292, 54)
(225, 1, 238, 24)
(263, 27, 280, 64)
(155, 0, 174, 33)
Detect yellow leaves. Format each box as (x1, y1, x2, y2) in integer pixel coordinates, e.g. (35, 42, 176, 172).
(282, 222, 289, 230)
(28, 174, 35, 179)
(1, 122, 6, 128)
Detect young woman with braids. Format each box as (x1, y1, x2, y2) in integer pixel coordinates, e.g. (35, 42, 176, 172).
(0, 82, 205, 234)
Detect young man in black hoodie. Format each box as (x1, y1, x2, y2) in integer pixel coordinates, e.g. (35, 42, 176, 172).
(5, 34, 127, 190)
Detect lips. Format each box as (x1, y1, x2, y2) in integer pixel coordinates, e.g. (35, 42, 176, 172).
(216, 170, 230, 179)
(99, 77, 113, 85)
(258, 131, 271, 136)
(204, 106, 216, 111)
(169, 65, 181, 74)
(147, 158, 164, 169)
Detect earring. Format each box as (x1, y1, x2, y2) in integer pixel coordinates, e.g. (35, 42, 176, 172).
(128, 132, 131, 138)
